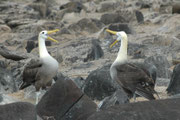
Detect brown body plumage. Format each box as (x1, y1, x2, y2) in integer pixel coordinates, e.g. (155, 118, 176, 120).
(106, 29, 157, 100)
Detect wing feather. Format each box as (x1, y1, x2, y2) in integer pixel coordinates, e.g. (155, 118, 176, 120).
(19, 58, 43, 90)
(114, 63, 156, 100)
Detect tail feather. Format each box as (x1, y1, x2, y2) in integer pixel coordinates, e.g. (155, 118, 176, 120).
(135, 87, 155, 100)
(19, 82, 31, 90)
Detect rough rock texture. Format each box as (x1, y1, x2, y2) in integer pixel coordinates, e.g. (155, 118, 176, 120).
(0, 65, 17, 93)
(0, 102, 36, 120)
(0, 0, 180, 119)
(84, 39, 104, 62)
(36, 74, 97, 120)
(0, 94, 19, 105)
(135, 10, 144, 23)
(144, 55, 171, 78)
(88, 98, 180, 120)
(68, 18, 105, 34)
(167, 64, 180, 95)
(83, 64, 117, 100)
(100, 13, 127, 25)
(0, 45, 29, 61)
(99, 89, 129, 110)
(60, 1, 87, 13)
(61, 95, 97, 120)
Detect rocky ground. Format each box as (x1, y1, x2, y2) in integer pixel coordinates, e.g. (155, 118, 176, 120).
(0, 0, 180, 120)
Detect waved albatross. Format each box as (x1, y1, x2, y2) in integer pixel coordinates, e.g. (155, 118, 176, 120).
(19, 29, 59, 104)
(106, 29, 158, 101)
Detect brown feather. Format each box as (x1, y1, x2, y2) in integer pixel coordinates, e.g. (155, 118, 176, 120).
(112, 63, 156, 100)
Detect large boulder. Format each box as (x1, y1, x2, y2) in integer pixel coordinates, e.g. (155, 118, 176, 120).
(60, 1, 86, 13)
(82, 64, 117, 100)
(0, 102, 36, 120)
(100, 13, 126, 25)
(36, 74, 97, 120)
(100, 10, 136, 25)
(68, 18, 105, 34)
(97, 1, 121, 13)
(61, 95, 97, 120)
(99, 89, 129, 110)
(0, 45, 29, 61)
(167, 64, 180, 95)
(84, 39, 104, 62)
(88, 98, 180, 120)
(0, 64, 17, 93)
(144, 55, 171, 78)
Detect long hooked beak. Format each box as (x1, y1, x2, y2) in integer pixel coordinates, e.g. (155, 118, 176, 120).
(106, 29, 119, 48)
(47, 29, 59, 43)
(106, 29, 117, 35)
(110, 40, 118, 48)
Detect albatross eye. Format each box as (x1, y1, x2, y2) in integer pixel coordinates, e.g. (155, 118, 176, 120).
(42, 32, 45, 34)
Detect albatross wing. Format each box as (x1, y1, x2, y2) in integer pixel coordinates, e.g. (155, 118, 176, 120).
(19, 58, 42, 90)
(114, 63, 155, 100)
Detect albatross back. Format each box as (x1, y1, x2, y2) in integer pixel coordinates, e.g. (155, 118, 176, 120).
(110, 62, 156, 100)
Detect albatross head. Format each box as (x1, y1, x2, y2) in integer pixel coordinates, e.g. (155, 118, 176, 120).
(106, 29, 128, 63)
(106, 29, 127, 48)
(38, 29, 59, 57)
(39, 29, 60, 43)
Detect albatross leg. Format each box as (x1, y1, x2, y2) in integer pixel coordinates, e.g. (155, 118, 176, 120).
(35, 91, 41, 104)
(133, 93, 137, 102)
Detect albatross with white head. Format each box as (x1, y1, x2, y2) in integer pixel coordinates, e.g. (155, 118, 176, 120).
(19, 29, 59, 104)
(106, 29, 158, 101)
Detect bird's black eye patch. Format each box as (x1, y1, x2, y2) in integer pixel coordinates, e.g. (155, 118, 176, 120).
(42, 32, 45, 34)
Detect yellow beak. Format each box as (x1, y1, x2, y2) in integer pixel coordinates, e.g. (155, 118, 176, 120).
(47, 29, 59, 43)
(110, 40, 118, 48)
(47, 29, 59, 34)
(106, 29, 117, 35)
(106, 29, 119, 48)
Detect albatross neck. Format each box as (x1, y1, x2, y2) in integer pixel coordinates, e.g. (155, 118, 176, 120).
(38, 36, 50, 58)
(115, 37, 128, 64)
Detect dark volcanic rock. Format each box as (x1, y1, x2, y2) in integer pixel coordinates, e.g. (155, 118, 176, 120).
(28, 2, 50, 18)
(36, 77, 82, 119)
(88, 98, 180, 120)
(0, 66, 17, 93)
(0, 102, 36, 120)
(135, 10, 144, 23)
(84, 39, 104, 62)
(108, 23, 132, 34)
(26, 40, 36, 53)
(37, 74, 97, 120)
(98, 1, 121, 13)
(60, 1, 86, 13)
(99, 89, 129, 110)
(73, 76, 85, 89)
(167, 64, 180, 95)
(128, 43, 146, 59)
(83, 64, 116, 100)
(172, 2, 180, 14)
(100, 13, 126, 25)
(144, 55, 171, 78)
(61, 95, 97, 120)
(0, 45, 29, 61)
(68, 18, 104, 33)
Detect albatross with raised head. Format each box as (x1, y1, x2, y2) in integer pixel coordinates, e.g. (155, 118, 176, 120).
(19, 29, 59, 104)
(106, 29, 158, 101)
